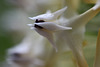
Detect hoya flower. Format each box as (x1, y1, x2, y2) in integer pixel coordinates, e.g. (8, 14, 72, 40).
(28, 7, 72, 52)
(28, 0, 100, 67)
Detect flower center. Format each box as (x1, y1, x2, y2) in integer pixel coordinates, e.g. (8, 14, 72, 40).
(35, 19, 45, 23)
(34, 24, 44, 29)
(34, 19, 45, 29)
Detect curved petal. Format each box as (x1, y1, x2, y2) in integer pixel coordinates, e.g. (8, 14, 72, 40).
(27, 24, 33, 27)
(53, 7, 67, 18)
(35, 22, 72, 31)
(93, 0, 100, 10)
(28, 7, 67, 22)
(29, 17, 36, 20)
(35, 28, 58, 52)
(27, 24, 35, 30)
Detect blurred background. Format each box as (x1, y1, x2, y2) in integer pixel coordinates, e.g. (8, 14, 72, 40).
(0, 0, 100, 67)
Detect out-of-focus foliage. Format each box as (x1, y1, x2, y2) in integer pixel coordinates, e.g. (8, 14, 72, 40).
(83, 0, 97, 4)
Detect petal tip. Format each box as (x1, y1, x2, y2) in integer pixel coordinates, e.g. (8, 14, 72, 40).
(29, 17, 34, 20)
(30, 27, 35, 30)
(27, 24, 33, 26)
(92, 0, 100, 10)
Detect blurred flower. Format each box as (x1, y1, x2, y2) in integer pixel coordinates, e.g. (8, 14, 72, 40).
(6, 33, 45, 67)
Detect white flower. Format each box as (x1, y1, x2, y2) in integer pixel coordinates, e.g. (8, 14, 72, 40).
(28, 7, 72, 52)
(6, 33, 45, 67)
(28, 0, 100, 66)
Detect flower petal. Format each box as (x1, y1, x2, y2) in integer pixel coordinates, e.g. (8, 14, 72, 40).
(29, 17, 35, 20)
(30, 27, 35, 30)
(35, 22, 72, 31)
(53, 7, 67, 18)
(68, 5, 100, 27)
(93, 0, 100, 10)
(34, 28, 58, 52)
(27, 24, 33, 27)
(28, 7, 67, 21)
